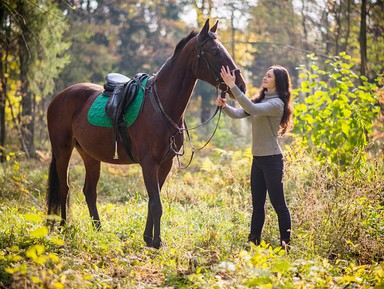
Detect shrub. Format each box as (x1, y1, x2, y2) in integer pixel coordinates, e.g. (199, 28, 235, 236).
(293, 53, 381, 168)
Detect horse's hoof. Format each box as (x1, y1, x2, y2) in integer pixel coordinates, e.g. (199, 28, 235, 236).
(92, 220, 101, 231)
(152, 237, 162, 249)
(59, 220, 66, 228)
(144, 235, 153, 247)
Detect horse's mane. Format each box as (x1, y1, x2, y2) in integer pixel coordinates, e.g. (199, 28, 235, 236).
(170, 30, 199, 60)
(160, 29, 216, 71)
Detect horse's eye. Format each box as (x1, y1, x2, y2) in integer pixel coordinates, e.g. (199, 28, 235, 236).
(210, 48, 220, 55)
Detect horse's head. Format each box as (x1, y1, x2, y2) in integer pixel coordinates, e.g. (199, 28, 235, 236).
(193, 19, 246, 97)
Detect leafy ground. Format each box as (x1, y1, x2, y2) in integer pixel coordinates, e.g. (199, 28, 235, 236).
(0, 143, 383, 288)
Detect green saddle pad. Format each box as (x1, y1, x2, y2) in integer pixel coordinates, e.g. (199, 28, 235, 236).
(88, 77, 148, 128)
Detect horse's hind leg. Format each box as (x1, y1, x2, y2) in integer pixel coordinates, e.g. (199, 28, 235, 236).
(76, 146, 101, 229)
(47, 143, 74, 228)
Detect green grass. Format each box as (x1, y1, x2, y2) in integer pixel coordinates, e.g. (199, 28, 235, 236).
(0, 147, 383, 288)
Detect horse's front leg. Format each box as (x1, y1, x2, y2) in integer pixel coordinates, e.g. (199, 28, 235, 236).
(143, 205, 154, 247)
(141, 159, 173, 248)
(142, 161, 162, 248)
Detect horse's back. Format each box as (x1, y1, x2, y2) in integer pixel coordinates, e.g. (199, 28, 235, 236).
(48, 83, 102, 115)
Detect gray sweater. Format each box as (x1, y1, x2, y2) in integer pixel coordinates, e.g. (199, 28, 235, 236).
(223, 86, 284, 156)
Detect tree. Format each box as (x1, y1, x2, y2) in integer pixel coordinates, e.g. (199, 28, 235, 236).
(245, 0, 304, 88)
(57, 0, 187, 91)
(300, 0, 383, 80)
(0, 0, 69, 160)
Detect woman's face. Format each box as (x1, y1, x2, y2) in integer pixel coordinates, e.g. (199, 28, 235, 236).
(262, 69, 276, 92)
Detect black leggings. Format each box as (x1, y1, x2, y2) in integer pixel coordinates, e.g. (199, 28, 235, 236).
(250, 154, 291, 244)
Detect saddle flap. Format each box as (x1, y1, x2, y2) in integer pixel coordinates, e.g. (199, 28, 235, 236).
(105, 84, 126, 122)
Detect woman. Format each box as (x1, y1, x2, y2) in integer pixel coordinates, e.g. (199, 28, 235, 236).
(216, 65, 293, 249)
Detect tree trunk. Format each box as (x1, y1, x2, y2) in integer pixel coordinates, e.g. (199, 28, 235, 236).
(342, 0, 352, 52)
(334, 1, 343, 54)
(18, 35, 35, 159)
(360, 0, 367, 77)
(0, 4, 8, 163)
(18, 2, 35, 159)
(0, 50, 6, 163)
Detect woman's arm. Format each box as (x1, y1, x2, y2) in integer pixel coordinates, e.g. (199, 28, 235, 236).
(220, 66, 282, 117)
(215, 95, 248, 119)
(230, 86, 283, 116)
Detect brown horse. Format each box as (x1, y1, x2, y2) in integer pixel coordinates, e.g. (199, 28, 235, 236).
(47, 19, 246, 248)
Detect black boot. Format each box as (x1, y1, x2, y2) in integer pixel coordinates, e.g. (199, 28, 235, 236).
(281, 240, 290, 253)
(248, 234, 261, 245)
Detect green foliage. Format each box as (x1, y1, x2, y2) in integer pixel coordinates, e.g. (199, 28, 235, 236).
(294, 53, 381, 168)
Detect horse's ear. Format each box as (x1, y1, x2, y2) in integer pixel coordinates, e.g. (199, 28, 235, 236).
(200, 19, 210, 36)
(210, 20, 219, 33)
(197, 19, 210, 43)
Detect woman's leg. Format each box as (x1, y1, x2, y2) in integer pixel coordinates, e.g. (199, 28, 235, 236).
(249, 157, 268, 244)
(262, 155, 291, 245)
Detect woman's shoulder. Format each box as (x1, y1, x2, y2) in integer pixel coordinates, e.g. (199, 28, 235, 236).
(263, 96, 284, 106)
(265, 97, 284, 115)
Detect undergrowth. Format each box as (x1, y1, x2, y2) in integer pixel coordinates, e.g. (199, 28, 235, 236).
(0, 146, 383, 288)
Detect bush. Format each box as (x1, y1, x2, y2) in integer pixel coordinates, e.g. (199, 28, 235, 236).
(294, 53, 381, 168)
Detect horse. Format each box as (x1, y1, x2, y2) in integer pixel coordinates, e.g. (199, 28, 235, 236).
(47, 19, 246, 249)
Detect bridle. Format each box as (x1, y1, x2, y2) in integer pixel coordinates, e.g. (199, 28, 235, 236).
(147, 34, 241, 168)
(195, 34, 235, 94)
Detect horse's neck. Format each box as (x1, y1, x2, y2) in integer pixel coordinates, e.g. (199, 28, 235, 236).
(155, 63, 197, 123)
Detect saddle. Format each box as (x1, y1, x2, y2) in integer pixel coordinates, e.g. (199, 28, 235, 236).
(103, 72, 149, 161)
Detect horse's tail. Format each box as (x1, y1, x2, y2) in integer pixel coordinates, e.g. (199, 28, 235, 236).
(47, 153, 60, 217)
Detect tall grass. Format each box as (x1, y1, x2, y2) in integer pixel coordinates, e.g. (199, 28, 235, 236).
(0, 144, 383, 288)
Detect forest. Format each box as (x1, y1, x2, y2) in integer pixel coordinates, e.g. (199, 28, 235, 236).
(0, 0, 383, 288)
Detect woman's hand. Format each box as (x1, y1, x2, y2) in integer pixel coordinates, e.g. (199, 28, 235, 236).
(215, 95, 227, 109)
(220, 66, 236, 89)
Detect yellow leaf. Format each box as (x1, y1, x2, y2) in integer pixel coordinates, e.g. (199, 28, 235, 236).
(30, 276, 42, 284)
(30, 226, 49, 238)
(9, 254, 23, 262)
(35, 244, 45, 255)
(48, 253, 60, 264)
(5, 267, 18, 274)
(19, 263, 28, 274)
(26, 248, 37, 260)
(50, 237, 65, 246)
(54, 282, 65, 289)
(13, 161, 20, 171)
(36, 255, 49, 265)
(26, 244, 45, 260)
(9, 245, 20, 253)
(23, 213, 43, 223)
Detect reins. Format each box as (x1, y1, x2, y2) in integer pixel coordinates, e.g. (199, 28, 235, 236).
(148, 76, 227, 169)
(175, 87, 228, 169)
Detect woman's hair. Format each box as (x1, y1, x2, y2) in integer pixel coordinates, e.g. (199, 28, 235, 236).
(253, 65, 293, 136)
